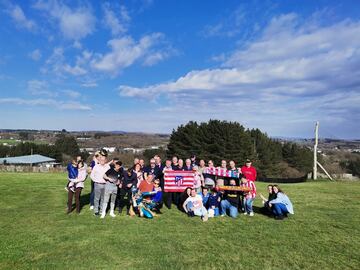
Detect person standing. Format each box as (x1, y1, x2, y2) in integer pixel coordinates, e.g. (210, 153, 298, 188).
(241, 159, 257, 182)
(184, 159, 193, 171)
(241, 178, 257, 216)
(134, 163, 144, 188)
(67, 160, 87, 214)
(100, 161, 123, 218)
(163, 159, 174, 209)
(118, 167, 138, 215)
(216, 160, 227, 186)
(143, 158, 160, 180)
(171, 156, 179, 170)
(203, 160, 216, 188)
(90, 156, 110, 216)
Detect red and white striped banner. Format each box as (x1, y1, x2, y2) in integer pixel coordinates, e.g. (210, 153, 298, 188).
(203, 167, 240, 178)
(164, 170, 195, 192)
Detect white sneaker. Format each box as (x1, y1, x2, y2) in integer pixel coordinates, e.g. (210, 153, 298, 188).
(220, 214, 225, 217)
(100, 212, 105, 219)
(89, 205, 94, 210)
(249, 212, 254, 217)
(243, 212, 248, 215)
(109, 211, 116, 218)
(202, 214, 208, 222)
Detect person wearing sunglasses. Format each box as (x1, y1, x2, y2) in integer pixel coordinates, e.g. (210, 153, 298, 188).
(151, 179, 163, 212)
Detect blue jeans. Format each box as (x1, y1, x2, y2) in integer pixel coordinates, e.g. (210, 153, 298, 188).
(272, 203, 289, 216)
(220, 200, 238, 218)
(194, 206, 208, 217)
(245, 198, 254, 213)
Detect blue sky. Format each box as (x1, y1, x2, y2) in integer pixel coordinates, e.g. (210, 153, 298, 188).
(0, 0, 359, 139)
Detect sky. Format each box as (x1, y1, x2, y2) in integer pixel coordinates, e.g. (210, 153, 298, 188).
(0, 0, 359, 139)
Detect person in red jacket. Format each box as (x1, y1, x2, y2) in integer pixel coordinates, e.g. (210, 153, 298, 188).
(241, 159, 257, 181)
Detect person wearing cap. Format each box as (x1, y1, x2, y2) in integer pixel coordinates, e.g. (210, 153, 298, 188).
(241, 159, 257, 182)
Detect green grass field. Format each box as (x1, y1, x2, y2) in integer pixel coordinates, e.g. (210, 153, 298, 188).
(0, 139, 47, 146)
(0, 173, 359, 270)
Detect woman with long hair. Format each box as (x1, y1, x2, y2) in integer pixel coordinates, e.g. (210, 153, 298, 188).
(268, 185, 294, 220)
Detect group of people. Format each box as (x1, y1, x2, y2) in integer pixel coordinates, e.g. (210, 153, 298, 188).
(66, 150, 294, 221)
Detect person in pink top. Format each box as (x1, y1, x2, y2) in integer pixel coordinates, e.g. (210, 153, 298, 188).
(67, 160, 87, 214)
(241, 159, 257, 182)
(90, 156, 110, 216)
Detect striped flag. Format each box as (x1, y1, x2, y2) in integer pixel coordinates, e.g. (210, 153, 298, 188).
(164, 170, 195, 192)
(203, 167, 240, 178)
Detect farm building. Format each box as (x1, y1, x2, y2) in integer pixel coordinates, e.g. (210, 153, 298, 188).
(0, 154, 57, 167)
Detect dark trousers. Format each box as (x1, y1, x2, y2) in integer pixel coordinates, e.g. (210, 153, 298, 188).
(118, 188, 132, 213)
(67, 187, 82, 213)
(165, 192, 180, 209)
(90, 181, 95, 206)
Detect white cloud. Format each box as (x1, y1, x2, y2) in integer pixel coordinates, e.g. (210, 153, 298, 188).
(33, 0, 95, 40)
(91, 33, 169, 74)
(28, 49, 42, 61)
(63, 64, 87, 76)
(27, 80, 55, 96)
(0, 98, 91, 111)
(6, 4, 36, 31)
(81, 82, 98, 88)
(119, 14, 360, 138)
(58, 102, 91, 111)
(102, 3, 130, 36)
(43, 47, 90, 77)
(73, 41, 82, 49)
(62, 90, 81, 98)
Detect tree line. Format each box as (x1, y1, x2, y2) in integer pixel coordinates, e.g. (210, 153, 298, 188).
(167, 120, 313, 178)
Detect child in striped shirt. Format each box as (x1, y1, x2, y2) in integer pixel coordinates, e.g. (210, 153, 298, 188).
(240, 178, 256, 216)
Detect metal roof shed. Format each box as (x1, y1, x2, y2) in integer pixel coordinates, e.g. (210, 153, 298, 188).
(0, 154, 56, 165)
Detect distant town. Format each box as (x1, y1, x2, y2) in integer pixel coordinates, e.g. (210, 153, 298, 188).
(0, 129, 169, 155)
(1, 129, 359, 155)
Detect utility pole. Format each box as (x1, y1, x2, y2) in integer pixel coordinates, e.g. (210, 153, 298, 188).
(313, 121, 333, 181)
(313, 121, 318, 180)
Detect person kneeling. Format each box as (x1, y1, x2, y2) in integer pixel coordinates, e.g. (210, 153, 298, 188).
(268, 185, 294, 220)
(183, 188, 208, 222)
(220, 179, 239, 218)
(208, 188, 221, 217)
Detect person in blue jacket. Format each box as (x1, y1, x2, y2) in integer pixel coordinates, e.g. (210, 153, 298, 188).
(268, 185, 294, 220)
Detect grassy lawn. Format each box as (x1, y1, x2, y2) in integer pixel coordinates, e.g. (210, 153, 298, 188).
(0, 173, 359, 270)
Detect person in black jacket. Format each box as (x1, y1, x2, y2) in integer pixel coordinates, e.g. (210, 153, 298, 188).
(118, 167, 138, 215)
(259, 185, 277, 216)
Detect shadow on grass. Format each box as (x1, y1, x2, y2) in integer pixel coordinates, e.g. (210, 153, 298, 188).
(79, 192, 90, 211)
(253, 205, 274, 218)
